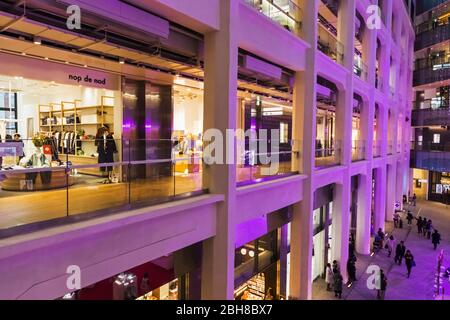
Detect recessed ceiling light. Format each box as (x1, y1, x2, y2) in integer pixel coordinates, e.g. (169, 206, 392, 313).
(44, 57, 49, 60)
(21, 52, 26, 56)
(65, 61, 69, 64)
(119, 58, 125, 64)
(33, 36, 42, 45)
(84, 65, 87, 68)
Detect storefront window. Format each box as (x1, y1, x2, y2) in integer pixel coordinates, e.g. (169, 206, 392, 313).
(0, 54, 206, 232)
(234, 231, 279, 300)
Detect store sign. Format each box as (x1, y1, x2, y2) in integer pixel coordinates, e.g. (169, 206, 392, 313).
(0, 53, 119, 90)
(68, 74, 107, 86)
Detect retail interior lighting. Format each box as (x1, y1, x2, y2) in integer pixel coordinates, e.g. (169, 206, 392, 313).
(119, 58, 125, 64)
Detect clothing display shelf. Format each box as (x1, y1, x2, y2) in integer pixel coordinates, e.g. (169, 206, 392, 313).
(39, 96, 115, 155)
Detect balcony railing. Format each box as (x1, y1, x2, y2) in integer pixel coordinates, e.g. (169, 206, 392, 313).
(411, 150, 450, 172)
(354, 57, 368, 81)
(415, 20, 450, 51)
(236, 139, 299, 186)
(413, 99, 449, 110)
(414, 57, 450, 86)
(318, 23, 344, 65)
(0, 138, 299, 233)
(412, 107, 450, 126)
(373, 141, 381, 158)
(351, 140, 365, 162)
(315, 140, 342, 169)
(243, 0, 303, 37)
(412, 141, 450, 152)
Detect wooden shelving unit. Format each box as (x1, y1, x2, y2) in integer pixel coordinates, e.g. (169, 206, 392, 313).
(38, 96, 115, 174)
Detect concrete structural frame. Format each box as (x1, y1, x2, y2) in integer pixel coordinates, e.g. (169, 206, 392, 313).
(0, 0, 414, 300)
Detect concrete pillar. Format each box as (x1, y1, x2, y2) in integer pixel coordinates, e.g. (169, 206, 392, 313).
(337, 0, 356, 71)
(374, 166, 387, 233)
(201, 0, 238, 300)
(386, 163, 396, 221)
(356, 171, 372, 254)
(332, 178, 351, 282)
(362, 18, 377, 86)
(289, 0, 318, 301)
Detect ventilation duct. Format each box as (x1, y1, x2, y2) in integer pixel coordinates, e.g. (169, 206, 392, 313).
(56, 0, 170, 39)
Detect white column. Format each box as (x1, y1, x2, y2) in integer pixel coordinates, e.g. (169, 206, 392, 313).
(289, 0, 318, 301)
(201, 0, 238, 300)
(386, 163, 396, 221)
(374, 166, 387, 233)
(356, 172, 372, 254)
(332, 179, 351, 282)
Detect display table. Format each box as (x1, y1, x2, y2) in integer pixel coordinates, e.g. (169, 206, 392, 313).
(0, 167, 74, 191)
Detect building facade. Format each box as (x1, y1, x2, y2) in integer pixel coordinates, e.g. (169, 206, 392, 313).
(0, 0, 414, 300)
(411, 0, 450, 204)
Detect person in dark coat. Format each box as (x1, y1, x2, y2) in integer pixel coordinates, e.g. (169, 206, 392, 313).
(394, 241, 406, 265)
(404, 250, 415, 278)
(347, 257, 357, 284)
(334, 271, 343, 299)
(432, 230, 441, 250)
(406, 211, 413, 225)
(416, 216, 423, 234)
(377, 269, 387, 300)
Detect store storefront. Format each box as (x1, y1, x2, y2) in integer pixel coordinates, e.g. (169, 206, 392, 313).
(61, 243, 202, 300)
(311, 185, 334, 281)
(0, 51, 207, 230)
(0, 47, 297, 232)
(427, 171, 450, 204)
(234, 207, 292, 300)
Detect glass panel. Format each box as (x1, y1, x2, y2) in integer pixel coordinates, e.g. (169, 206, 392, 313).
(0, 145, 68, 229)
(68, 161, 129, 217)
(174, 139, 203, 196)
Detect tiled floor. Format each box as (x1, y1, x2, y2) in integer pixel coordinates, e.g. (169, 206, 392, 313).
(313, 200, 450, 300)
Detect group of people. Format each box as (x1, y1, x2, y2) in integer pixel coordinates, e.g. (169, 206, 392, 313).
(415, 215, 442, 250)
(325, 260, 344, 299)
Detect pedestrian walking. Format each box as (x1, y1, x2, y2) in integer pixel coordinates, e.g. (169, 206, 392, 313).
(325, 263, 334, 291)
(373, 234, 382, 252)
(426, 220, 433, 239)
(332, 260, 340, 274)
(385, 235, 396, 257)
(377, 228, 385, 248)
(394, 241, 406, 265)
(347, 257, 357, 284)
(406, 211, 413, 225)
(431, 230, 441, 250)
(416, 216, 423, 234)
(422, 218, 428, 237)
(404, 250, 415, 278)
(334, 271, 343, 299)
(377, 269, 387, 300)
(393, 212, 400, 228)
(412, 193, 417, 206)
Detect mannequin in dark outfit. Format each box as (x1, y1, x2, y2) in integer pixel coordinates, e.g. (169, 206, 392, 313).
(95, 127, 117, 183)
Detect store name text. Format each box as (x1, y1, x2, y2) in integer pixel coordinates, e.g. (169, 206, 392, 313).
(68, 74, 107, 86)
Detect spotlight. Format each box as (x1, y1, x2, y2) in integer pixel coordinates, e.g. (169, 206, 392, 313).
(33, 36, 42, 45)
(119, 58, 125, 64)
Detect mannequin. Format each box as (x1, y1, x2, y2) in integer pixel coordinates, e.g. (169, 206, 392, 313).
(95, 126, 117, 183)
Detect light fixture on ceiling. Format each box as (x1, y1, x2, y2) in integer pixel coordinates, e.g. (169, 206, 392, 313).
(119, 58, 125, 64)
(33, 36, 42, 45)
(240, 248, 247, 256)
(44, 57, 49, 60)
(21, 52, 26, 56)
